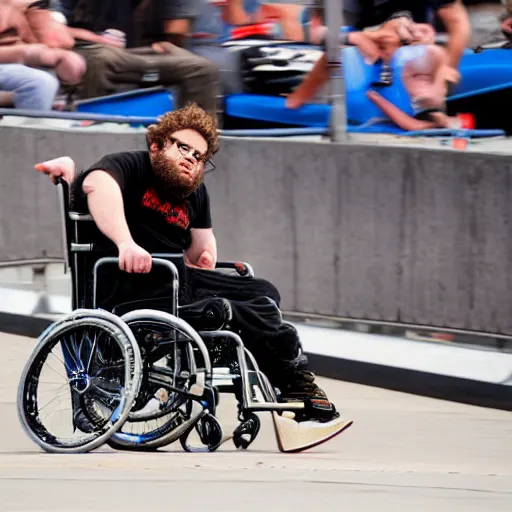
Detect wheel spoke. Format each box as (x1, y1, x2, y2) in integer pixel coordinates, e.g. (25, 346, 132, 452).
(86, 329, 99, 373)
(89, 378, 123, 401)
(38, 383, 70, 412)
(18, 315, 139, 453)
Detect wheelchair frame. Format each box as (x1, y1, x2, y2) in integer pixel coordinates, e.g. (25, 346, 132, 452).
(56, 176, 305, 407)
(17, 177, 350, 454)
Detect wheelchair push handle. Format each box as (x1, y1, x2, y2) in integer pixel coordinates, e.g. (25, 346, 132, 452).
(92, 256, 179, 310)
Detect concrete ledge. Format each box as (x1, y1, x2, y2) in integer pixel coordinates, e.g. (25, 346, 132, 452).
(0, 311, 53, 339)
(307, 353, 512, 412)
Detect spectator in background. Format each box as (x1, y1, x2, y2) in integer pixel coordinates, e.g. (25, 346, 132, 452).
(328, 15, 438, 86)
(334, 1, 471, 68)
(187, 0, 324, 95)
(0, 63, 59, 110)
(51, 0, 220, 118)
(218, 0, 312, 41)
(0, 0, 85, 85)
(286, 0, 471, 109)
(366, 44, 463, 130)
(501, 0, 512, 40)
(462, 0, 508, 47)
(186, 0, 244, 95)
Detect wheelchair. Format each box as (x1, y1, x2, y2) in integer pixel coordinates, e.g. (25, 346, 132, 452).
(17, 178, 351, 455)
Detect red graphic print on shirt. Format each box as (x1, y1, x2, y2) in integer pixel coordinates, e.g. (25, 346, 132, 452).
(141, 186, 190, 229)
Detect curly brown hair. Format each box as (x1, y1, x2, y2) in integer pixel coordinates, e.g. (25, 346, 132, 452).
(146, 103, 219, 159)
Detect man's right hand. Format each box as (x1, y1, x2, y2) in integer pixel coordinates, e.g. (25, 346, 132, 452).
(35, 156, 76, 185)
(117, 240, 152, 273)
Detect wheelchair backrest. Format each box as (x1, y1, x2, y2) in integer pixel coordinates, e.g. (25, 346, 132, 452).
(55, 178, 118, 310)
(55, 178, 101, 267)
(56, 178, 72, 273)
(54, 178, 183, 313)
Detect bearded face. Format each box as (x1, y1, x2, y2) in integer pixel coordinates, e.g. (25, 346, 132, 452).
(151, 149, 204, 201)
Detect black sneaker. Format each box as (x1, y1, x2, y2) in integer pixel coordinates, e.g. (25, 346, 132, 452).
(278, 370, 340, 423)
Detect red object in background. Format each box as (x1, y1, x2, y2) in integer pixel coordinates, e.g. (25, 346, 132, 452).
(452, 113, 475, 149)
(457, 113, 475, 130)
(230, 22, 275, 39)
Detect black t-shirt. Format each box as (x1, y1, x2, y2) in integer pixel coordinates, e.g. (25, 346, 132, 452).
(368, 0, 456, 26)
(72, 150, 212, 253)
(61, 0, 168, 47)
(332, 0, 458, 28)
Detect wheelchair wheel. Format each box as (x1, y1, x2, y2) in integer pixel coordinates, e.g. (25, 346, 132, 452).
(17, 310, 143, 453)
(107, 310, 213, 451)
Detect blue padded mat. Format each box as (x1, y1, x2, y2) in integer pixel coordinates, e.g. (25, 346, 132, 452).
(75, 87, 174, 118)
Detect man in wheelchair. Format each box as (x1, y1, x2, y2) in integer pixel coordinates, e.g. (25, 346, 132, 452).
(36, 103, 342, 428)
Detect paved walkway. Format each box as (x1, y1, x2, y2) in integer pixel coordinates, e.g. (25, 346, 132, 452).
(1, 332, 511, 511)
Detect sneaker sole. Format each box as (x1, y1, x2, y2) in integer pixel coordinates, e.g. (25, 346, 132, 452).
(272, 413, 353, 453)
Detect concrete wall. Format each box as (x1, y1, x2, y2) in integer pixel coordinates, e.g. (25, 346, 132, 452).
(1, 126, 511, 334)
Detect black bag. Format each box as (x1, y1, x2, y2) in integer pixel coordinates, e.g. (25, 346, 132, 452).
(222, 40, 323, 95)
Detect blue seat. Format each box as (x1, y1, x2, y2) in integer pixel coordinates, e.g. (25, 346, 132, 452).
(225, 94, 331, 127)
(224, 46, 418, 129)
(449, 48, 512, 100)
(225, 45, 510, 136)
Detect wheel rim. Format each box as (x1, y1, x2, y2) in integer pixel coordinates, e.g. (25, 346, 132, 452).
(19, 318, 134, 450)
(109, 319, 206, 449)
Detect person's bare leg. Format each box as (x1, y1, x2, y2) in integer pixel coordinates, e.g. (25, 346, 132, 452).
(24, 46, 86, 84)
(286, 53, 329, 108)
(162, 19, 190, 48)
(366, 89, 436, 130)
(35, 156, 76, 185)
(52, 50, 86, 84)
(260, 3, 305, 41)
(220, 0, 253, 25)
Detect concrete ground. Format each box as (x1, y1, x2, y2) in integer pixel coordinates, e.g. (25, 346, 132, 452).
(1, 332, 511, 512)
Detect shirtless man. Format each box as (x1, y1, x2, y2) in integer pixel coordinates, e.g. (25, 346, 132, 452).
(286, 1, 470, 110)
(367, 44, 462, 131)
(286, 15, 437, 108)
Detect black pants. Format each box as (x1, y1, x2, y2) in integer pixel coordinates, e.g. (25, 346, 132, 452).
(96, 265, 308, 389)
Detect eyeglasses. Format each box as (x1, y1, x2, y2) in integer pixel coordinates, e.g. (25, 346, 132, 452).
(169, 136, 216, 173)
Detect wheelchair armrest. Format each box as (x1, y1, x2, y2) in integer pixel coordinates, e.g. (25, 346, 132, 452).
(215, 261, 254, 278)
(153, 253, 255, 277)
(69, 211, 93, 222)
